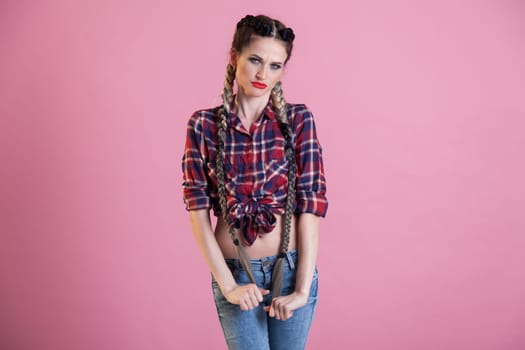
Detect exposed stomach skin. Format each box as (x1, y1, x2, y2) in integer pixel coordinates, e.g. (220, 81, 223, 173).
(215, 213, 297, 259)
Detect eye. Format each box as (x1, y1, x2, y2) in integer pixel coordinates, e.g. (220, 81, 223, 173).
(249, 57, 261, 64)
(270, 64, 282, 70)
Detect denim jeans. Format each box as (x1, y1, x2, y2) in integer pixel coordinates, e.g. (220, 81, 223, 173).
(211, 250, 319, 350)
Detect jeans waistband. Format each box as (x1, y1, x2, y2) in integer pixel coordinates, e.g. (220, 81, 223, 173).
(225, 249, 297, 271)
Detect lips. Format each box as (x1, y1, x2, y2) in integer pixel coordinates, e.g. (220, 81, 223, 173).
(251, 82, 267, 89)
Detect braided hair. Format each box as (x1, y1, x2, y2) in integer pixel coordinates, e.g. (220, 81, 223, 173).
(216, 15, 296, 296)
(270, 81, 296, 297)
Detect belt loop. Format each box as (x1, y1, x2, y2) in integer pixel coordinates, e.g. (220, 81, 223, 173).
(285, 251, 295, 270)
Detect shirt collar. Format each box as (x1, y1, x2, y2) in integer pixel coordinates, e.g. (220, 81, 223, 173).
(227, 95, 276, 127)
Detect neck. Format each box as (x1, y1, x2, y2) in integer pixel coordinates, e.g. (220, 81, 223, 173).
(235, 92, 271, 125)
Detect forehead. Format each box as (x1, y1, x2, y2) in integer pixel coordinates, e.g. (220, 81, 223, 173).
(241, 35, 288, 62)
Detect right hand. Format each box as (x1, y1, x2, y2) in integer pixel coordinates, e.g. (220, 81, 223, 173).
(223, 284, 270, 311)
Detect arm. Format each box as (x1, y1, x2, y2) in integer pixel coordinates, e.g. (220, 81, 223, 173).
(189, 209, 236, 294)
(294, 213, 319, 297)
(189, 209, 270, 310)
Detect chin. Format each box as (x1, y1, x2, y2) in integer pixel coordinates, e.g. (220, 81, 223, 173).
(239, 85, 271, 98)
(250, 88, 270, 97)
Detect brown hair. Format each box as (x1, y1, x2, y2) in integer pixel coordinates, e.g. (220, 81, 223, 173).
(232, 14, 295, 63)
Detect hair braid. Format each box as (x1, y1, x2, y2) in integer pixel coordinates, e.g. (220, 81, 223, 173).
(270, 81, 297, 297)
(216, 63, 234, 230)
(216, 63, 256, 283)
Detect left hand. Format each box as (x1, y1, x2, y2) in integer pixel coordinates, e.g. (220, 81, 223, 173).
(263, 291, 308, 321)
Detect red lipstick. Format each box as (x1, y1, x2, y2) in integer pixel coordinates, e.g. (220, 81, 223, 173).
(251, 82, 267, 89)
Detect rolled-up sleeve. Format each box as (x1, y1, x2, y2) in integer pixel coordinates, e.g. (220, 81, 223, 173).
(293, 106, 328, 217)
(182, 112, 211, 211)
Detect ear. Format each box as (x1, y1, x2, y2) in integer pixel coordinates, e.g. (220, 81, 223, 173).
(229, 49, 239, 68)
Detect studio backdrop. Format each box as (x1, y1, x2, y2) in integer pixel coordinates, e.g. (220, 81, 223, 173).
(1, 1, 524, 349)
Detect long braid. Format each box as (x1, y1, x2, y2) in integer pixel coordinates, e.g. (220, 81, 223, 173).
(216, 63, 234, 238)
(216, 63, 256, 283)
(270, 81, 297, 297)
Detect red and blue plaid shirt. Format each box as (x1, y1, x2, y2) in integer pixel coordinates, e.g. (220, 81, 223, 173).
(182, 99, 327, 243)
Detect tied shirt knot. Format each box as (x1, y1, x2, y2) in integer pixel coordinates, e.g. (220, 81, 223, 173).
(229, 199, 276, 245)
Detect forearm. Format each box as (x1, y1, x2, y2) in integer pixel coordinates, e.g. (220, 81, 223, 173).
(189, 209, 237, 294)
(294, 213, 320, 296)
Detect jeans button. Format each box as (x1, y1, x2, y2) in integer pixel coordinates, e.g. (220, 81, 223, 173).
(262, 260, 270, 267)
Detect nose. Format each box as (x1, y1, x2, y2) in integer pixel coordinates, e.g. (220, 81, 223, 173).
(256, 66, 266, 80)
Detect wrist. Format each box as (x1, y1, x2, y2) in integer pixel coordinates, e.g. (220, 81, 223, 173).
(293, 289, 309, 299)
(221, 282, 239, 296)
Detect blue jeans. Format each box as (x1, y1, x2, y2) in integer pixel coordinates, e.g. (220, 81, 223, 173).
(211, 250, 319, 350)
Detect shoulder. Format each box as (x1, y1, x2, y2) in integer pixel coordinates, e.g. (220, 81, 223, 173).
(285, 102, 316, 129)
(286, 102, 310, 114)
(186, 105, 221, 131)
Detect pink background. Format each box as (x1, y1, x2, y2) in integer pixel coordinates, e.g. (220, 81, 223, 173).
(1, 1, 524, 349)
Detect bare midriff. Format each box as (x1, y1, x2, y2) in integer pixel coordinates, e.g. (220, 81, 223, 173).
(215, 213, 297, 259)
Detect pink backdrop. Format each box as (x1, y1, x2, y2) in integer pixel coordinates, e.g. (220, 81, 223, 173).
(1, 1, 524, 349)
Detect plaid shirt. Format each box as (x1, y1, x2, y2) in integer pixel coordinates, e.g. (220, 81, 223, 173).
(182, 99, 327, 243)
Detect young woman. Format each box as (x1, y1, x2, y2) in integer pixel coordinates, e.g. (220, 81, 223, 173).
(182, 14, 328, 350)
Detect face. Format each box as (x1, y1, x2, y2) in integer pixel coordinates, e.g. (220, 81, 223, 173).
(231, 35, 288, 98)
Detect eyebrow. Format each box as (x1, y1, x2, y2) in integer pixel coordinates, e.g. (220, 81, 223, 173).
(250, 54, 283, 65)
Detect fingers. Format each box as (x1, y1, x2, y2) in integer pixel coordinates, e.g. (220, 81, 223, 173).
(225, 285, 274, 311)
(239, 299, 251, 311)
(248, 287, 261, 307)
(267, 298, 294, 320)
(234, 284, 268, 311)
(266, 292, 309, 320)
(235, 288, 306, 319)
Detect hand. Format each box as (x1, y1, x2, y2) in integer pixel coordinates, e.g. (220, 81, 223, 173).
(264, 291, 308, 321)
(223, 284, 270, 311)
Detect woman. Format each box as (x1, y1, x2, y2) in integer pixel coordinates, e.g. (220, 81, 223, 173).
(182, 14, 328, 350)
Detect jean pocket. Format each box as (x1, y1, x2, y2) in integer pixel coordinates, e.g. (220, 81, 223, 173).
(308, 273, 319, 301)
